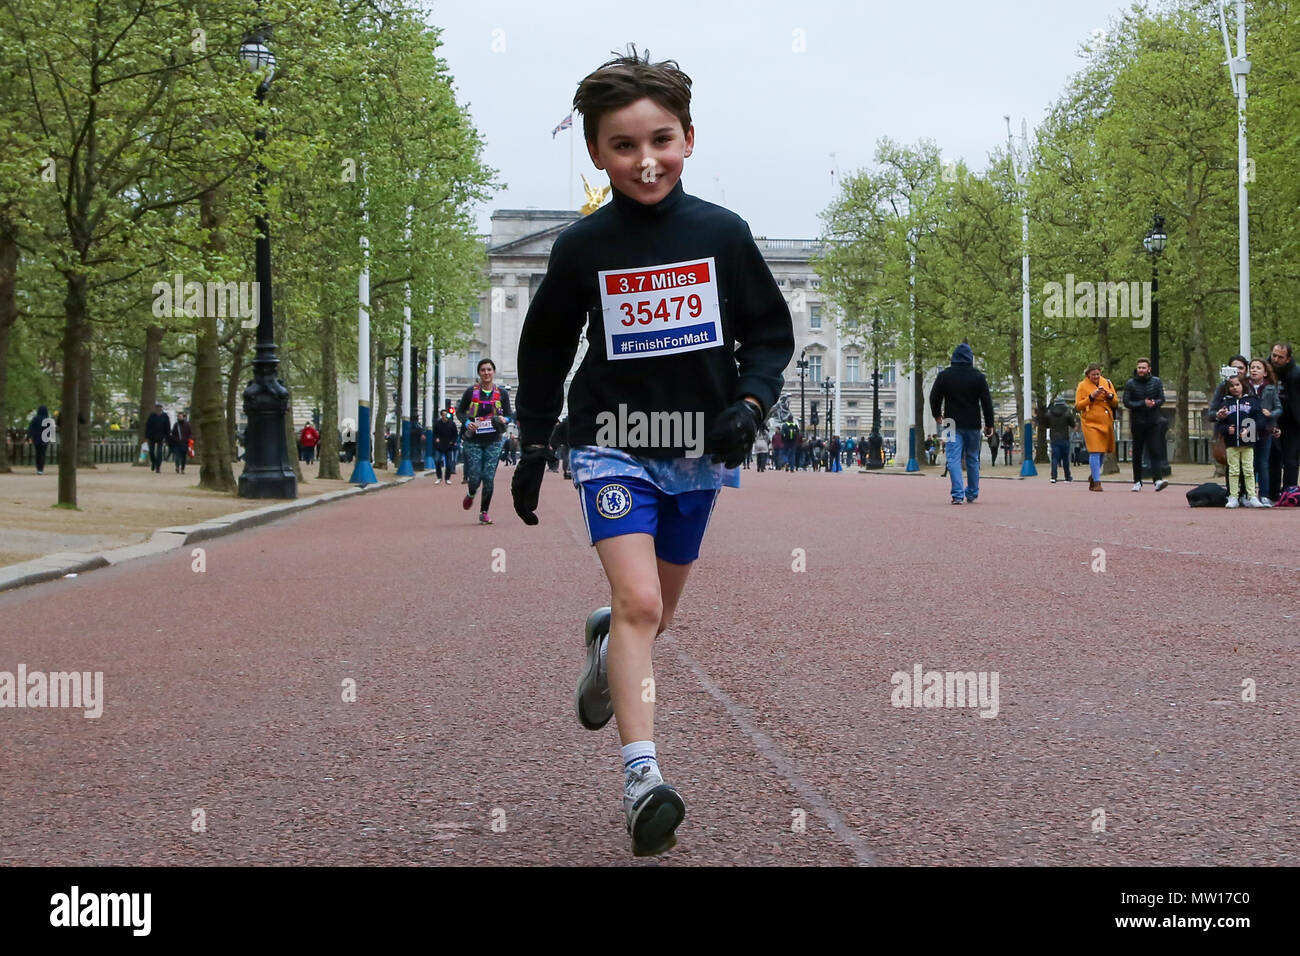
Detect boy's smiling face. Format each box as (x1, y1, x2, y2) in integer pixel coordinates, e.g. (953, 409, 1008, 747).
(587, 97, 694, 205)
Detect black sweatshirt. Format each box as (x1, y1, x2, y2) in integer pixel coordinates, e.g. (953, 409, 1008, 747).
(928, 344, 994, 431)
(514, 181, 794, 457)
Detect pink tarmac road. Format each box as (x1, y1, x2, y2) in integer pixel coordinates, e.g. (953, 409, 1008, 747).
(1, 468, 1296, 866)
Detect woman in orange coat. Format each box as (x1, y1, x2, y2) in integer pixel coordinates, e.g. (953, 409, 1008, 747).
(1075, 363, 1119, 491)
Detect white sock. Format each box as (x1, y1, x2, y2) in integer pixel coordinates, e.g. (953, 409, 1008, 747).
(598, 633, 609, 674)
(622, 740, 658, 779)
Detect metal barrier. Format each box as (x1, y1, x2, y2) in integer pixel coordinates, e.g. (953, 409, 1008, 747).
(4, 438, 153, 466)
(1116, 435, 1210, 468)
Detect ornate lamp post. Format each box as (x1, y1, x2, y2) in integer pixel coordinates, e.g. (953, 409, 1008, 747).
(1142, 213, 1169, 480)
(1142, 213, 1167, 376)
(237, 30, 295, 499)
(796, 349, 809, 434)
(821, 377, 835, 442)
(867, 359, 883, 469)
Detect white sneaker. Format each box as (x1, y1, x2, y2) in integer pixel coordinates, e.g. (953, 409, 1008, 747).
(1225, 497, 1240, 509)
(624, 765, 685, 857)
(1154, 479, 1169, 492)
(1131, 481, 1142, 492)
(1260, 497, 1273, 508)
(1244, 496, 1265, 508)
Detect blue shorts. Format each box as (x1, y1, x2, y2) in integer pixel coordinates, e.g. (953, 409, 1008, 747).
(577, 476, 720, 565)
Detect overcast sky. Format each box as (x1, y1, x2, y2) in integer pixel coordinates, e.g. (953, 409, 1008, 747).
(421, 0, 1136, 239)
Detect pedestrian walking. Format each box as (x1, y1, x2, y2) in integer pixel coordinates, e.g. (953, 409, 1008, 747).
(145, 404, 170, 473)
(1121, 358, 1169, 492)
(1036, 399, 1077, 483)
(340, 421, 357, 463)
(754, 428, 769, 472)
(299, 422, 320, 465)
(986, 428, 999, 466)
(169, 412, 192, 473)
(929, 342, 995, 504)
(510, 47, 794, 857)
(27, 405, 51, 475)
(431, 410, 458, 483)
(1001, 426, 1014, 466)
(1216, 373, 1266, 508)
(457, 357, 511, 524)
(1074, 363, 1119, 492)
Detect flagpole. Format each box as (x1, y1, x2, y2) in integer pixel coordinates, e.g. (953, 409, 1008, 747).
(569, 125, 574, 209)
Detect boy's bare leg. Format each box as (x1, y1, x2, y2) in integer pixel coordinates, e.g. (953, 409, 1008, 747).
(655, 556, 693, 636)
(593, 536, 695, 746)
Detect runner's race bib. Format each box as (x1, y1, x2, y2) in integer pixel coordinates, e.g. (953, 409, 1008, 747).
(598, 257, 722, 361)
(473, 416, 496, 435)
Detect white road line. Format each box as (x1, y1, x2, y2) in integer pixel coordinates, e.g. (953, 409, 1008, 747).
(663, 634, 878, 866)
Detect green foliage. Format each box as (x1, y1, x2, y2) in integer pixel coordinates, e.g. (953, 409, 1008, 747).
(818, 0, 1300, 435)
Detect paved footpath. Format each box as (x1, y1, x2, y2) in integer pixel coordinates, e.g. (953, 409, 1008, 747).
(1, 469, 1296, 866)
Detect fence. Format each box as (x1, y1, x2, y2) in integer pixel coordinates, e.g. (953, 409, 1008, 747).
(5, 436, 149, 466)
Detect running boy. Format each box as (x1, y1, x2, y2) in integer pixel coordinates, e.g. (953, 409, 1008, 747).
(511, 47, 794, 856)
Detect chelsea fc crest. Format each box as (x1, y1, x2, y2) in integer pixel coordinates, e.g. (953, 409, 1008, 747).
(595, 483, 632, 519)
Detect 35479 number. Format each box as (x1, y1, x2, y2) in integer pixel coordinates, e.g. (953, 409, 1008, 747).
(618, 294, 703, 326)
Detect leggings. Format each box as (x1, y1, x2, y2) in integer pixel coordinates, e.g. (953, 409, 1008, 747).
(463, 436, 505, 511)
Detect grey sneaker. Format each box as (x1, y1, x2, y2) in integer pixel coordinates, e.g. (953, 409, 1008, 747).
(575, 607, 613, 730)
(624, 765, 685, 857)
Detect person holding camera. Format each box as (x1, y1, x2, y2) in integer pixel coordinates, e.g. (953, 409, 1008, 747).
(456, 358, 512, 525)
(1074, 363, 1119, 492)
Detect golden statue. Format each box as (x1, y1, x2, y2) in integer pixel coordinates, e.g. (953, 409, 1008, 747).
(580, 175, 610, 215)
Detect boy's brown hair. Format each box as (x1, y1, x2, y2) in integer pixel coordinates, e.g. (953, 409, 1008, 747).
(574, 45, 692, 145)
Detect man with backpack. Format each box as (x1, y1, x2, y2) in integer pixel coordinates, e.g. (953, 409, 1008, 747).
(1036, 400, 1078, 483)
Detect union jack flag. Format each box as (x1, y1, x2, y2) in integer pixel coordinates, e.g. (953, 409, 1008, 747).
(551, 112, 573, 138)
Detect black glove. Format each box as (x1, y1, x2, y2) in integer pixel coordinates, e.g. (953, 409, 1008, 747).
(709, 400, 762, 468)
(512, 444, 556, 525)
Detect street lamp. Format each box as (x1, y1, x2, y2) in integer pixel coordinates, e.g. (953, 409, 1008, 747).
(236, 30, 295, 499)
(1142, 213, 1167, 377)
(866, 354, 883, 469)
(1142, 212, 1169, 480)
(821, 377, 835, 442)
(796, 349, 809, 434)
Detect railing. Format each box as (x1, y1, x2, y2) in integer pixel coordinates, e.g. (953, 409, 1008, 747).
(4, 437, 151, 466)
(1116, 436, 1211, 466)
(755, 238, 826, 253)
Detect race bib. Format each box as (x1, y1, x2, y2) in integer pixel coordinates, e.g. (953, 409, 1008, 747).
(474, 416, 495, 435)
(598, 257, 723, 360)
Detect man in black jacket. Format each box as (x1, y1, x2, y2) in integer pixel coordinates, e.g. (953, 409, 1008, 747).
(1122, 359, 1169, 491)
(169, 411, 193, 474)
(1036, 400, 1077, 483)
(1269, 342, 1300, 489)
(144, 404, 170, 473)
(929, 343, 995, 504)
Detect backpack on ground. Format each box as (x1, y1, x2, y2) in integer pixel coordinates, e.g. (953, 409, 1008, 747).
(1273, 486, 1300, 507)
(1186, 482, 1230, 508)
